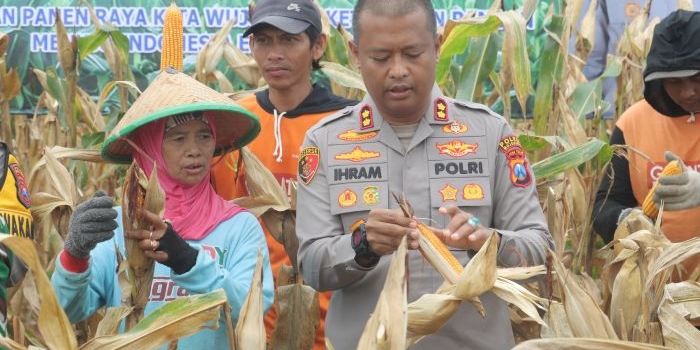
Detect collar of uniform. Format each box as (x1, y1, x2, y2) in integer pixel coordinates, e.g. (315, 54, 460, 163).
(352, 84, 450, 132)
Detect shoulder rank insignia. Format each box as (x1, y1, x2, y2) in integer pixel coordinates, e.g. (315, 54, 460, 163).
(298, 146, 320, 185)
(498, 135, 532, 188)
(434, 97, 448, 121)
(359, 105, 374, 130)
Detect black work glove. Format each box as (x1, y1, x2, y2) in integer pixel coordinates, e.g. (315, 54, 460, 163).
(157, 222, 198, 275)
(64, 190, 118, 259)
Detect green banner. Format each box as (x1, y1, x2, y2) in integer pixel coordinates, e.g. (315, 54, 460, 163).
(0, 0, 538, 113)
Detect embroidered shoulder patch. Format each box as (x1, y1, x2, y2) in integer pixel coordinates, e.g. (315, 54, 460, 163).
(434, 97, 448, 121)
(498, 135, 532, 188)
(298, 146, 320, 185)
(9, 163, 30, 208)
(359, 105, 374, 130)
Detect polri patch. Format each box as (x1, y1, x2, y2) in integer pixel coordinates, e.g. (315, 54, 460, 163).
(434, 98, 448, 121)
(462, 183, 484, 199)
(298, 146, 320, 185)
(362, 186, 380, 205)
(439, 183, 458, 202)
(9, 163, 30, 208)
(360, 105, 374, 130)
(498, 135, 532, 188)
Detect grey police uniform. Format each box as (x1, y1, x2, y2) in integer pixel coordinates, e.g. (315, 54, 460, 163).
(296, 86, 553, 350)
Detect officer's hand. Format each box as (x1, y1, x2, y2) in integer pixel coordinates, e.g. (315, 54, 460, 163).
(365, 208, 420, 255)
(653, 151, 700, 211)
(438, 205, 497, 251)
(63, 190, 118, 259)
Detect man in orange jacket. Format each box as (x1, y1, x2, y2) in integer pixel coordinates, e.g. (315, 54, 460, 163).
(211, 0, 356, 348)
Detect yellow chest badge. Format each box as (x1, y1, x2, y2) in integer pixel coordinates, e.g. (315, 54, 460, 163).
(443, 120, 468, 135)
(335, 146, 380, 162)
(435, 140, 478, 157)
(337, 130, 378, 142)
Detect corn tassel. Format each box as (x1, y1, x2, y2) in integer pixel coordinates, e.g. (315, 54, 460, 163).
(642, 159, 684, 218)
(393, 193, 463, 284)
(160, 2, 183, 71)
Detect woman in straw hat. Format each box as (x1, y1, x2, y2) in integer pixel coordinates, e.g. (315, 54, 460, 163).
(51, 69, 273, 348)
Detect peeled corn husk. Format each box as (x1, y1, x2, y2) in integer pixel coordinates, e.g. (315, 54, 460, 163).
(357, 236, 408, 350)
(269, 265, 319, 350)
(235, 249, 266, 350)
(121, 163, 165, 330)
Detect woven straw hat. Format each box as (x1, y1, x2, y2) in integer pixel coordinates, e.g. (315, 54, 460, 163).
(102, 69, 260, 163)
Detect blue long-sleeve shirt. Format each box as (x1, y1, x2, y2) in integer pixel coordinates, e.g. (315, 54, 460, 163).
(51, 207, 273, 349)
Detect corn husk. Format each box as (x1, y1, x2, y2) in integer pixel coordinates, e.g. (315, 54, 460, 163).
(120, 163, 165, 330)
(357, 236, 408, 350)
(657, 282, 700, 350)
(511, 337, 673, 350)
(269, 265, 319, 350)
(235, 249, 265, 350)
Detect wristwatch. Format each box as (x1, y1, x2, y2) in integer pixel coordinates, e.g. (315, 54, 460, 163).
(351, 223, 380, 267)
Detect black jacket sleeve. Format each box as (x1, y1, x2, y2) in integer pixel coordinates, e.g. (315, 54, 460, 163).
(591, 127, 639, 243)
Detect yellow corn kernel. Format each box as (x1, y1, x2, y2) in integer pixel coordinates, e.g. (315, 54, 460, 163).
(642, 159, 683, 218)
(160, 2, 183, 71)
(417, 223, 464, 283)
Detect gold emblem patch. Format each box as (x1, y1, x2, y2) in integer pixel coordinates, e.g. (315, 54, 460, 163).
(338, 189, 358, 207)
(443, 120, 468, 135)
(439, 184, 458, 201)
(337, 130, 378, 142)
(462, 183, 484, 200)
(435, 140, 478, 157)
(334, 146, 380, 162)
(362, 186, 380, 205)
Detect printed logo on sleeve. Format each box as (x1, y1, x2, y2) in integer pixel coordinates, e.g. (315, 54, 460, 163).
(298, 146, 320, 185)
(498, 135, 532, 188)
(9, 163, 30, 209)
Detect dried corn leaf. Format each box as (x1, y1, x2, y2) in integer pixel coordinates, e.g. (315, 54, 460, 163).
(94, 306, 134, 338)
(222, 43, 260, 87)
(235, 250, 265, 350)
(1, 234, 77, 350)
(550, 249, 618, 339)
(81, 289, 228, 350)
(511, 337, 672, 350)
(358, 236, 408, 350)
(269, 265, 319, 350)
(662, 282, 700, 322)
(657, 289, 700, 350)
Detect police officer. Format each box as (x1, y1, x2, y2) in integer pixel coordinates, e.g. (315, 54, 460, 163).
(295, 1, 553, 349)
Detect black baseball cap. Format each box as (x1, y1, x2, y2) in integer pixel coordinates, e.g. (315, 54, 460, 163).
(243, 0, 322, 37)
(644, 10, 700, 116)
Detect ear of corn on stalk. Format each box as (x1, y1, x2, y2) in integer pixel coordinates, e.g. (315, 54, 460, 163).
(160, 2, 183, 71)
(392, 193, 463, 284)
(642, 159, 683, 219)
(122, 163, 165, 330)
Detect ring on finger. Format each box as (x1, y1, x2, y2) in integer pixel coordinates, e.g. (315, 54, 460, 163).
(150, 239, 159, 251)
(467, 216, 480, 229)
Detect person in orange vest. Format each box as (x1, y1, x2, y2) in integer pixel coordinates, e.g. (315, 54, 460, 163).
(0, 142, 34, 340)
(592, 9, 700, 281)
(211, 0, 356, 348)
